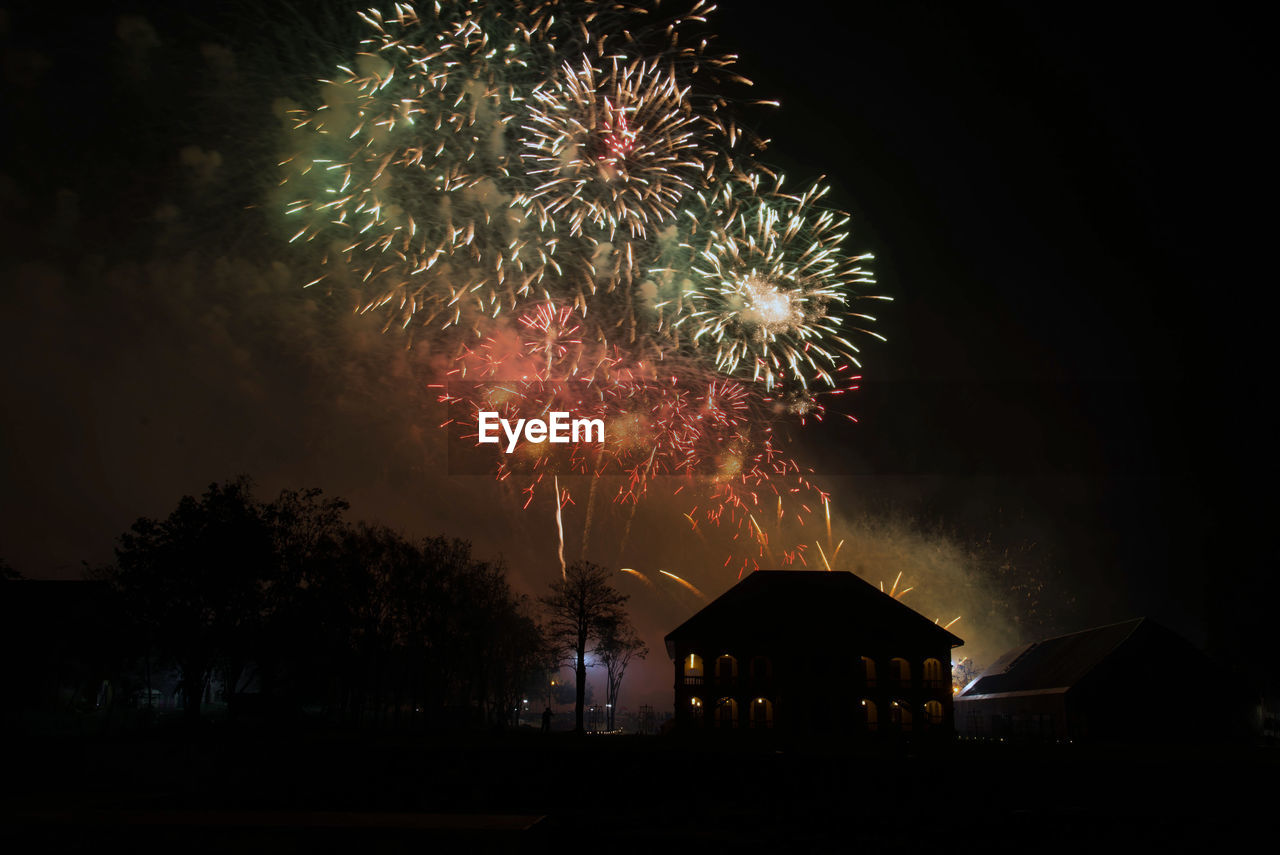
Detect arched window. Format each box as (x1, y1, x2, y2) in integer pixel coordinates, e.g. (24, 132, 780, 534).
(860, 699, 878, 731)
(716, 654, 738, 682)
(922, 658, 945, 688)
(751, 656, 772, 681)
(750, 697, 774, 728)
(889, 657, 911, 686)
(861, 656, 877, 687)
(715, 697, 739, 727)
(684, 653, 704, 677)
(890, 700, 913, 732)
(689, 696, 704, 727)
(923, 700, 944, 726)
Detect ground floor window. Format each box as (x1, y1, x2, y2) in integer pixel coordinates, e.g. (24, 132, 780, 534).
(716, 697, 739, 727)
(750, 697, 773, 728)
(890, 700, 913, 731)
(923, 700, 944, 726)
(860, 699, 878, 731)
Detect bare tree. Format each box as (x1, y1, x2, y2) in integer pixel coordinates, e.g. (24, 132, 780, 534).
(539, 561, 629, 735)
(595, 622, 648, 731)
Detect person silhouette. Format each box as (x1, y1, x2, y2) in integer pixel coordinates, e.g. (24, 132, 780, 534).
(541, 706, 553, 733)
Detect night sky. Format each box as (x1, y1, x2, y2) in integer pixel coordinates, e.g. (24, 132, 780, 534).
(0, 1, 1271, 700)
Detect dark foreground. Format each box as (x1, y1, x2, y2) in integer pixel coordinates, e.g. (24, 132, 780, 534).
(3, 724, 1273, 853)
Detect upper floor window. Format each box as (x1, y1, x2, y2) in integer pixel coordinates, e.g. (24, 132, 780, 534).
(861, 656, 877, 687)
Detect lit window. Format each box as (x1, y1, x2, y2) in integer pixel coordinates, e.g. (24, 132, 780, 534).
(715, 697, 739, 727)
(924, 700, 944, 726)
(750, 697, 773, 728)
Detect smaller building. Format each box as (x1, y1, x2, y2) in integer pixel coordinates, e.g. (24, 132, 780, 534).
(955, 618, 1255, 741)
(663, 571, 963, 737)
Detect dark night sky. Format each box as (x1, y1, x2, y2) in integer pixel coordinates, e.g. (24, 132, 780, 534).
(717, 1, 1271, 657)
(0, 1, 1272, 691)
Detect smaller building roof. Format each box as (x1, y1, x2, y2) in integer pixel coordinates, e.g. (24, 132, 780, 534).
(957, 618, 1146, 699)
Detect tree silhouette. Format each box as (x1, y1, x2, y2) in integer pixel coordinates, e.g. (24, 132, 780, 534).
(594, 621, 648, 731)
(254, 486, 352, 710)
(102, 478, 275, 724)
(539, 561, 629, 735)
(95, 478, 545, 730)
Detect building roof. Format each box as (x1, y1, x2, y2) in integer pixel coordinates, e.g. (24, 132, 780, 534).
(956, 618, 1146, 700)
(663, 570, 964, 657)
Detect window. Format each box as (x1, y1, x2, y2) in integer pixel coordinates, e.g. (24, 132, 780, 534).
(860, 699, 878, 731)
(684, 653, 704, 677)
(715, 697, 739, 728)
(750, 697, 774, 728)
(890, 700, 913, 732)
(923, 700, 944, 726)
(889, 657, 911, 686)
(922, 658, 945, 688)
(715, 654, 738, 682)
(861, 656, 877, 687)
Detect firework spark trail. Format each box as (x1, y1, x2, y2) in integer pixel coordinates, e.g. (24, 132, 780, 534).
(879, 571, 914, 600)
(618, 567, 656, 590)
(824, 494, 832, 548)
(554, 474, 566, 578)
(659, 569, 706, 600)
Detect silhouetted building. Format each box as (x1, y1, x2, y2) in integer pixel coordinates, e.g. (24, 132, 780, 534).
(664, 571, 964, 736)
(955, 618, 1255, 741)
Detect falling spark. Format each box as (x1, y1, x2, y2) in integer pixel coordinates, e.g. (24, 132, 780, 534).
(659, 569, 706, 599)
(824, 495, 832, 548)
(815, 541, 832, 571)
(619, 567, 656, 590)
(554, 474, 566, 579)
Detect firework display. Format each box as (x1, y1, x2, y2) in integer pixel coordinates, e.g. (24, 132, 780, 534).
(281, 0, 886, 570)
